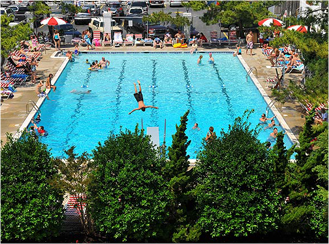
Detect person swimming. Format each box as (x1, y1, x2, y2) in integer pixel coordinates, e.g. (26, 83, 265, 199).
(267, 127, 278, 142)
(259, 113, 275, 124)
(71, 89, 92, 94)
(197, 55, 203, 65)
(86, 59, 89, 64)
(208, 53, 214, 64)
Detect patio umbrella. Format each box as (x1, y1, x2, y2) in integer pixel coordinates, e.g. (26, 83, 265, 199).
(287, 25, 307, 33)
(258, 18, 283, 27)
(40, 17, 67, 26)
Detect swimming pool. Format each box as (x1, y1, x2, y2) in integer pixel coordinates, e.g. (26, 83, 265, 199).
(34, 52, 293, 158)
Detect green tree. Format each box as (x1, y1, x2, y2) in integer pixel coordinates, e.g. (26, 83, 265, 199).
(164, 110, 200, 242)
(194, 110, 280, 239)
(50, 147, 94, 236)
(1, 14, 32, 64)
(28, 1, 51, 32)
(88, 127, 169, 242)
(143, 11, 190, 28)
(1, 133, 64, 242)
(187, 1, 279, 38)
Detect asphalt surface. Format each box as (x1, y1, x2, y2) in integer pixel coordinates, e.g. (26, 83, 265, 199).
(37, 2, 221, 39)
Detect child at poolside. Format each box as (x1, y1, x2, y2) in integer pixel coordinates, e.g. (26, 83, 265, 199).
(46, 73, 56, 92)
(74, 44, 79, 55)
(233, 44, 241, 57)
(197, 55, 203, 64)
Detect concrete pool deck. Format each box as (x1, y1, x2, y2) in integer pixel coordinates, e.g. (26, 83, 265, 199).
(1, 45, 305, 145)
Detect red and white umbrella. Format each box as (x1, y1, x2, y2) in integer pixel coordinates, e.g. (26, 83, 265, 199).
(258, 18, 283, 27)
(287, 25, 307, 33)
(40, 17, 67, 26)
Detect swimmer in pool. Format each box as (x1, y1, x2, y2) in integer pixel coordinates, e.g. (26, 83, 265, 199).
(197, 55, 203, 65)
(71, 89, 91, 94)
(86, 59, 89, 64)
(259, 113, 275, 124)
(128, 80, 158, 114)
(267, 127, 278, 142)
(208, 53, 214, 64)
(264, 119, 277, 130)
(192, 123, 200, 130)
(99, 57, 110, 68)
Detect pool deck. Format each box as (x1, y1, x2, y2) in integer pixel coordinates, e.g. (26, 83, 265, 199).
(1, 45, 305, 145)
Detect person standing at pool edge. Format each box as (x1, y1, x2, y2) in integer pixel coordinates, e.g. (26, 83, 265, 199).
(128, 80, 158, 114)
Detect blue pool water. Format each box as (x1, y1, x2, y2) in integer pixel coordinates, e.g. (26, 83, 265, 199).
(35, 52, 293, 158)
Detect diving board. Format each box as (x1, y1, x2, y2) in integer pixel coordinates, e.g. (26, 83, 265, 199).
(147, 127, 160, 148)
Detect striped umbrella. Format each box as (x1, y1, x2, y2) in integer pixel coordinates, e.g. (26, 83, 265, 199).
(258, 18, 283, 27)
(287, 25, 307, 33)
(40, 17, 67, 26)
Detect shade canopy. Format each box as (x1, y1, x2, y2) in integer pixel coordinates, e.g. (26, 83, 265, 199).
(258, 18, 283, 27)
(40, 17, 67, 26)
(287, 25, 307, 33)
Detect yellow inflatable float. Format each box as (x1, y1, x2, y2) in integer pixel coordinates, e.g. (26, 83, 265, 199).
(181, 43, 188, 48)
(173, 43, 181, 48)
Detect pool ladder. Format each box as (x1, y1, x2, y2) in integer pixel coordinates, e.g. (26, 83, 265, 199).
(266, 99, 277, 117)
(26, 100, 41, 116)
(246, 67, 258, 81)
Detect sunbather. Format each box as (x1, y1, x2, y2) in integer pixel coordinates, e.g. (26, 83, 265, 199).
(128, 80, 158, 114)
(164, 33, 172, 43)
(285, 53, 299, 73)
(269, 48, 280, 66)
(175, 30, 184, 44)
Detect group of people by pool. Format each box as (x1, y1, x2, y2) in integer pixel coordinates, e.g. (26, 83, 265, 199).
(35, 73, 56, 100)
(86, 57, 110, 71)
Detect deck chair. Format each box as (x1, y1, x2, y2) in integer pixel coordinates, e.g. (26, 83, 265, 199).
(134, 34, 145, 46)
(144, 38, 153, 46)
(103, 33, 112, 46)
(113, 32, 123, 46)
(288, 63, 304, 73)
(92, 31, 102, 47)
(124, 34, 134, 46)
(210, 31, 220, 45)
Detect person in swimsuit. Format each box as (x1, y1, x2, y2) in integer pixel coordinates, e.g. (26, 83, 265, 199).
(205, 126, 216, 142)
(264, 119, 277, 130)
(99, 57, 110, 68)
(259, 113, 275, 124)
(128, 80, 158, 114)
(30, 57, 38, 84)
(208, 53, 214, 64)
(197, 55, 203, 65)
(246, 31, 253, 55)
(84, 30, 93, 50)
(53, 30, 61, 51)
(46, 73, 56, 92)
(192, 123, 200, 130)
(267, 127, 278, 142)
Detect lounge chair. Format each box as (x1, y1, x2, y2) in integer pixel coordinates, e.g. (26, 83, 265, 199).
(144, 38, 153, 46)
(103, 33, 112, 46)
(92, 31, 102, 47)
(1, 87, 15, 100)
(113, 32, 123, 46)
(210, 31, 220, 45)
(134, 34, 145, 46)
(288, 63, 304, 73)
(221, 31, 238, 46)
(124, 34, 134, 46)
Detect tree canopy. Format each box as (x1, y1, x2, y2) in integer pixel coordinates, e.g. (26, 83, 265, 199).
(1, 133, 64, 242)
(88, 127, 169, 242)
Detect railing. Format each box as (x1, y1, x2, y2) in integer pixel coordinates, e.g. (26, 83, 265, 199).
(26, 100, 40, 115)
(266, 99, 277, 117)
(246, 67, 258, 81)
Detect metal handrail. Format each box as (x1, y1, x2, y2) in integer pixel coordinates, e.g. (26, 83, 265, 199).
(26, 100, 40, 115)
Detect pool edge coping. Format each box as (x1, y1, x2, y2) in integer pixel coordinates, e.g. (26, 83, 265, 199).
(237, 55, 299, 146)
(14, 51, 69, 140)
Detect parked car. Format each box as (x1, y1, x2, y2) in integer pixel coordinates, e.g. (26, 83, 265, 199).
(74, 6, 92, 25)
(149, 1, 165, 7)
(1, 7, 14, 17)
(0, 1, 14, 8)
(7, 4, 19, 12)
(83, 4, 100, 16)
(53, 24, 81, 38)
(88, 17, 123, 39)
(124, 16, 176, 39)
(169, 0, 184, 7)
(129, 1, 148, 13)
(12, 5, 30, 21)
(106, 1, 124, 16)
(127, 6, 146, 15)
